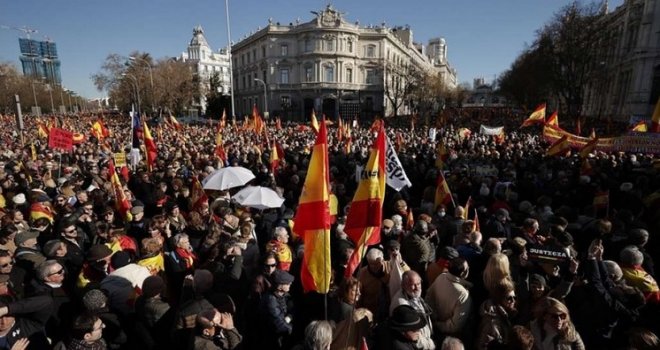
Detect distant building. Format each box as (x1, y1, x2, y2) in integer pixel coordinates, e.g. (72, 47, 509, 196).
(230, 5, 457, 120)
(463, 78, 508, 107)
(179, 25, 231, 114)
(18, 38, 61, 84)
(582, 0, 660, 120)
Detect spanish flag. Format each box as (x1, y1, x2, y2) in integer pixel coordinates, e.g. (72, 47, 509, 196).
(631, 120, 648, 132)
(38, 123, 49, 138)
(434, 171, 453, 211)
(521, 103, 546, 128)
(275, 117, 282, 131)
(579, 137, 599, 158)
(546, 135, 570, 157)
(343, 126, 386, 278)
(435, 141, 449, 169)
(311, 110, 320, 133)
(72, 133, 86, 144)
(169, 115, 183, 131)
(546, 111, 559, 128)
(30, 202, 54, 223)
(142, 121, 157, 171)
(108, 159, 132, 221)
(337, 116, 344, 141)
(190, 175, 208, 210)
(652, 97, 660, 133)
(270, 141, 284, 175)
(293, 117, 331, 293)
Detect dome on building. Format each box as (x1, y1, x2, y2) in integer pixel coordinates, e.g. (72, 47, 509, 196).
(190, 25, 210, 47)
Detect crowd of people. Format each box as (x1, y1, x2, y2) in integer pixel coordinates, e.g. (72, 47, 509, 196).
(0, 108, 657, 350)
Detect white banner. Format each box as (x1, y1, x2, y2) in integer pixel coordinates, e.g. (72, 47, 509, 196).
(385, 135, 412, 191)
(480, 125, 504, 135)
(428, 127, 437, 142)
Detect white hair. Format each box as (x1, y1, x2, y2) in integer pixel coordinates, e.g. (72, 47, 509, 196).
(366, 248, 383, 263)
(620, 246, 644, 266)
(603, 260, 623, 282)
(441, 336, 464, 350)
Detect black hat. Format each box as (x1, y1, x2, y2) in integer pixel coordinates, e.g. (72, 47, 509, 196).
(142, 276, 165, 298)
(495, 208, 511, 220)
(438, 246, 459, 260)
(389, 305, 427, 332)
(385, 240, 401, 250)
(110, 251, 132, 269)
(86, 244, 113, 262)
(529, 274, 547, 288)
(272, 270, 294, 285)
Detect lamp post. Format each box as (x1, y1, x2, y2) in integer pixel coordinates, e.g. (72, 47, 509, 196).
(129, 56, 155, 112)
(59, 87, 65, 114)
(254, 78, 268, 117)
(225, 0, 235, 118)
(30, 80, 40, 116)
(123, 73, 141, 114)
(45, 83, 54, 113)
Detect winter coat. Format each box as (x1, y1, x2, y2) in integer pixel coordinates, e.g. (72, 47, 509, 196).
(529, 319, 585, 350)
(100, 263, 150, 315)
(425, 272, 472, 336)
(476, 299, 512, 350)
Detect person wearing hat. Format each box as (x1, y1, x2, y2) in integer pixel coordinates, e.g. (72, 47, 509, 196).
(381, 219, 397, 242)
(194, 308, 242, 350)
(358, 247, 392, 321)
(165, 201, 187, 235)
(77, 244, 114, 289)
(484, 208, 511, 241)
(14, 230, 46, 280)
(377, 305, 429, 350)
(127, 205, 148, 243)
(427, 246, 460, 285)
(258, 269, 294, 350)
(389, 271, 435, 349)
(401, 220, 434, 284)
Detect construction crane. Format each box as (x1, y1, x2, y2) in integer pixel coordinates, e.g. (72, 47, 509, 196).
(0, 25, 38, 39)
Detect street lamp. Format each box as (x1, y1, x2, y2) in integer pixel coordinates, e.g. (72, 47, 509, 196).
(44, 82, 54, 113)
(129, 56, 155, 112)
(225, 0, 235, 118)
(254, 78, 268, 117)
(122, 73, 141, 114)
(30, 80, 40, 116)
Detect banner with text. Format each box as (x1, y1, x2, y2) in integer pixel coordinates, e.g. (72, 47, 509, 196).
(48, 127, 73, 152)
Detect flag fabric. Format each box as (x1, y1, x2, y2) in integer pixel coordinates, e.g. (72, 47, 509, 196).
(91, 120, 105, 139)
(37, 123, 49, 138)
(579, 137, 599, 158)
(190, 175, 208, 210)
(652, 97, 660, 133)
(631, 120, 648, 132)
(434, 171, 453, 211)
(30, 202, 54, 223)
(463, 196, 472, 220)
(385, 134, 412, 191)
(344, 124, 353, 154)
(474, 209, 480, 233)
(344, 126, 386, 278)
(370, 118, 382, 132)
(435, 141, 449, 169)
(142, 121, 157, 171)
(337, 117, 344, 141)
(576, 117, 582, 136)
(546, 135, 570, 157)
(72, 133, 86, 144)
(546, 111, 559, 128)
(311, 110, 320, 133)
(108, 160, 132, 221)
(270, 141, 284, 175)
(521, 103, 546, 128)
(293, 118, 331, 293)
(168, 115, 183, 131)
(220, 109, 227, 129)
(406, 207, 415, 231)
(131, 112, 142, 149)
(30, 143, 37, 161)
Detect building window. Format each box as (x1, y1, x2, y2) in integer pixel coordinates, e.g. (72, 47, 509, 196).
(366, 45, 376, 58)
(325, 39, 334, 51)
(241, 54, 245, 65)
(305, 66, 313, 82)
(262, 45, 266, 58)
(346, 68, 353, 83)
(253, 49, 257, 61)
(366, 69, 376, 84)
(305, 39, 313, 52)
(263, 70, 267, 83)
(280, 69, 289, 84)
(281, 44, 288, 56)
(242, 76, 246, 89)
(347, 41, 353, 53)
(325, 65, 334, 82)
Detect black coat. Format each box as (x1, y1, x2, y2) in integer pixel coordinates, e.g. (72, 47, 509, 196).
(4, 295, 53, 350)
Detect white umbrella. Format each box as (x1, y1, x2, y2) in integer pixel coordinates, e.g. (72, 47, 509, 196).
(202, 166, 256, 190)
(232, 186, 284, 210)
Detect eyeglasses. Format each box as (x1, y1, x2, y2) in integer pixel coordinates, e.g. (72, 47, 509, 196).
(49, 268, 65, 276)
(265, 263, 277, 268)
(506, 295, 517, 302)
(63, 228, 77, 234)
(548, 312, 567, 321)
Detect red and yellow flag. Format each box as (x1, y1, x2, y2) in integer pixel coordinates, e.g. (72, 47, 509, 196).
(169, 115, 183, 131)
(311, 110, 320, 133)
(38, 123, 49, 138)
(30, 202, 54, 223)
(546, 135, 570, 157)
(108, 159, 132, 221)
(294, 118, 331, 293)
(270, 141, 284, 175)
(521, 103, 546, 128)
(434, 171, 453, 211)
(337, 116, 344, 142)
(546, 111, 559, 128)
(631, 120, 648, 133)
(343, 126, 386, 278)
(275, 117, 282, 131)
(579, 137, 599, 158)
(191, 175, 208, 210)
(652, 97, 660, 133)
(220, 109, 227, 129)
(142, 121, 157, 171)
(435, 141, 449, 169)
(91, 120, 104, 139)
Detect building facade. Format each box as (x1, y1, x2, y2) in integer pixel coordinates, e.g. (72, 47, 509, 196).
(179, 26, 231, 114)
(582, 0, 660, 121)
(19, 38, 61, 85)
(230, 5, 457, 120)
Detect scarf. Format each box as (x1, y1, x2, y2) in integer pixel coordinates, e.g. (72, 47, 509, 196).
(67, 338, 107, 350)
(176, 248, 197, 269)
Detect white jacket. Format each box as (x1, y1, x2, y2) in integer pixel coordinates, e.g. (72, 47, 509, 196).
(101, 263, 151, 315)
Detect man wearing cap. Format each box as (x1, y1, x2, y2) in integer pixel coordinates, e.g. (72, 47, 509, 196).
(401, 220, 434, 282)
(77, 244, 114, 289)
(13, 230, 46, 281)
(427, 246, 460, 285)
(258, 269, 294, 350)
(484, 208, 511, 241)
(377, 305, 429, 350)
(127, 205, 148, 242)
(166, 202, 187, 235)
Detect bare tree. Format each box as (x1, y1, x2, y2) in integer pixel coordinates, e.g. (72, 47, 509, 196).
(384, 62, 422, 117)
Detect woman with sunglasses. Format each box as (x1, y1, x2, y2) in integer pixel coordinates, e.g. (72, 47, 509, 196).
(530, 297, 585, 350)
(476, 278, 518, 349)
